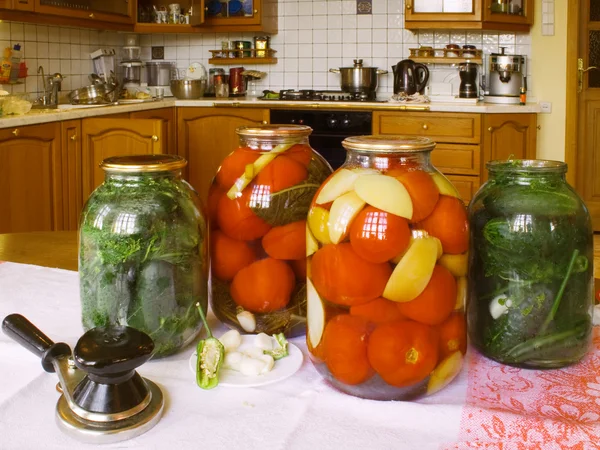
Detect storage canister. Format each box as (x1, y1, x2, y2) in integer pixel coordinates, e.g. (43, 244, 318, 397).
(468, 160, 593, 368)
(307, 135, 469, 400)
(79, 155, 208, 358)
(208, 125, 332, 337)
(146, 61, 174, 86)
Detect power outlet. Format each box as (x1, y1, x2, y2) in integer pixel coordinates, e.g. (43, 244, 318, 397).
(540, 102, 552, 113)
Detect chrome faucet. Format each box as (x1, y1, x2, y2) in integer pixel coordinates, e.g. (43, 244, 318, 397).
(36, 66, 63, 107)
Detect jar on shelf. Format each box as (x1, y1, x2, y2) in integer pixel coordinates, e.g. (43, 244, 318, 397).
(306, 135, 469, 400)
(209, 125, 332, 337)
(468, 160, 593, 369)
(79, 155, 208, 358)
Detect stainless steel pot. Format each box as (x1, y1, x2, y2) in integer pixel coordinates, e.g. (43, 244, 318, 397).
(329, 59, 388, 93)
(146, 61, 174, 86)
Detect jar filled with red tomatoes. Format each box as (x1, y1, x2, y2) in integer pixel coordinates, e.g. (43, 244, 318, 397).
(306, 135, 469, 400)
(208, 125, 332, 337)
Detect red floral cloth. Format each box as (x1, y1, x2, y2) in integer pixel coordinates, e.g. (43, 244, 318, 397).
(447, 328, 600, 449)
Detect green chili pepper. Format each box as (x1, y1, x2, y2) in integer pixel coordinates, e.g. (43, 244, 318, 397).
(195, 302, 224, 390)
(264, 333, 289, 360)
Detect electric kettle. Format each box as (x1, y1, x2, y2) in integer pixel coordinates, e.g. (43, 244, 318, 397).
(392, 59, 430, 95)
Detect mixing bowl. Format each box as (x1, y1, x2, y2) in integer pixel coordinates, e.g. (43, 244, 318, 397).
(170, 79, 206, 99)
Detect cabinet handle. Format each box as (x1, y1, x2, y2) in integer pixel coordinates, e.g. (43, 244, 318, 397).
(152, 135, 159, 142)
(70, 134, 77, 141)
(12, 129, 19, 137)
(205, 6, 208, 11)
(406, 0, 412, 10)
(254, 9, 258, 14)
(261, 120, 267, 125)
(422, 124, 428, 130)
(488, 127, 493, 132)
(89, 13, 95, 19)
(537, 125, 541, 130)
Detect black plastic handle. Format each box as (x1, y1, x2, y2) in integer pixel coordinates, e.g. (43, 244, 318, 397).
(2, 313, 71, 373)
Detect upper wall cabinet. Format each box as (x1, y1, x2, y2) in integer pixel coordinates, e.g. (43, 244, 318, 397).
(134, 0, 277, 33)
(405, 0, 533, 32)
(0, 0, 134, 30)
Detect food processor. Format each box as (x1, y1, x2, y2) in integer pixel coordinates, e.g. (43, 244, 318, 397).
(90, 48, 116, 83)
(484, 47, 527, 104)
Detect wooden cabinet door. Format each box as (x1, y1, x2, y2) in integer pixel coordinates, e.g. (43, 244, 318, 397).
(131, 108, 176, 155)
(0, 123, 63, 233)
(481, 113, 537, 182)
(177, 107, 269, 203)
(61, 120, 82, 231)
(34, 0, 133, 23)
(81, 118, 163, 199)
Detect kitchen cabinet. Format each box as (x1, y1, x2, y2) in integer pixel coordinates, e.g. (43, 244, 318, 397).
(81, 117, 164, 199)
(134, 0, 277, 33)
(34, 0, 133, 24)
(177, 107, 269, 203)
(481, 113, 537, 182)
(131, 107, 176, 155)
(61, 119, 82, 231)
(405, 0, 533, 32)
(373, 111, 537, 203)
(0, 122, 64, 233)
(0, 0, 33, 11)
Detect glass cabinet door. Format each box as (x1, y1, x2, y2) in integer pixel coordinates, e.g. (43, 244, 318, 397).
(204, 0, 260, 25)
(484, 0, 533, 24)
(406, 0, 479, 22)
(36, 0, 133, 22)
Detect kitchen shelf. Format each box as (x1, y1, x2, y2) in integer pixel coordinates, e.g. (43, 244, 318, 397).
(411, 57, 483, 65)
(208, 49, 278, 65)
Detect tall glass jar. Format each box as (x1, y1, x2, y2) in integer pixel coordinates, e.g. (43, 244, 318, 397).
(307, 135, 469, 400)
(209, 125, 332, 337)
(468, 160, 593, 368)
(79, 155, 208, 358)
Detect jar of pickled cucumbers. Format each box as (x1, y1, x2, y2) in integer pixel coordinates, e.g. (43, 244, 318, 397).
(306, 135, 468, 400)
(208, 125, 332, 337)
(79, 155, 208, 358)
(468, 160, 593, 368)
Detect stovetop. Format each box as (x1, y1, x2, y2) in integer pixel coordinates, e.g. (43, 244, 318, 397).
(261, 89, 386, 102)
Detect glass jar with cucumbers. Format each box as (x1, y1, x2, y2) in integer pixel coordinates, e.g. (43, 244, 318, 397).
(306, 135, 469, 400)
(208, 124, 332, 338)
(468, 160, 593, 368)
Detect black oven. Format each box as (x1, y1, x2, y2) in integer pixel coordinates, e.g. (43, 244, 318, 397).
(269, 110, 372, 170)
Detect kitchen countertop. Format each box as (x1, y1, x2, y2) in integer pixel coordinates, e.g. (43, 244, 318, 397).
(0, 98, 542, 129)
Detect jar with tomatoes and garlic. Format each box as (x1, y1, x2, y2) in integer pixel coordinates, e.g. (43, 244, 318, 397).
(208, 125, 332, 337)
(306, 135, 468, 400)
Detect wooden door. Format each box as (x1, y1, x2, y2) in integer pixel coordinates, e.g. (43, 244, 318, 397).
(0, 123, 63, 233)
(177, 107, 269, 203)
(576, 0, 600, 230)
(481, 113, 537, 182)
(131, 108, 176, 155)
(61, 120, 82, 231)
(81, 118, 163, 199)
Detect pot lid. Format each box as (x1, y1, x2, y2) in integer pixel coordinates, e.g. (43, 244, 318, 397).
(339, 59, 378, 70)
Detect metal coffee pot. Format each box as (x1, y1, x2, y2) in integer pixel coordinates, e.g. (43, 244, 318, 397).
(392, 59, 430, 95)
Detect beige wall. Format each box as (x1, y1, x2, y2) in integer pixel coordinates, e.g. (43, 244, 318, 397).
(530, 0, 568, 161)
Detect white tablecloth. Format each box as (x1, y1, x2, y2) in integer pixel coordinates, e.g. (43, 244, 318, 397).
(2, 261, 600, 449)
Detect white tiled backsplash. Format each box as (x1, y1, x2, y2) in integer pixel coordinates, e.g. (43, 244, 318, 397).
(0, 0, 534, 99)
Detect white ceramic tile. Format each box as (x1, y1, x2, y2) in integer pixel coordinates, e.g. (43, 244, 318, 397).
(298, 31, 313, 44)
(328, 15, 343, 29)
(373, 14, 387, 29)
(286, 16, 299, 29)
(313, 42, 327, 58)
(286, 44, 298, 58)
(328, 29, 343, 44)
(328, 43, 342, 58)
(284, 30, 299, 44)
(343, 43, 357, 58)
(313, 29, 327, 45)
(0, 23, 10, 41)
(152, 35, 165, 46)
(299, 2, 313, 16)
(357, 15, 372, 29)
(285, 2, 299, 16)
(48, 44, 60, 59)
(466, 31, 482, 44)
(328, 1, 342, 15)
(388, 0, 402, 14)
(313, 15, 328, 29)
(60, 44, 70, 59)
(372, 28, 387, 44)
(313, 2, 327, 15)
(343, 15, 357, 29)
(298, 58, 313, 72)
(37, 42, 49, 58)
(342, 0, 355, 15)
(176, 46, 190, 59)
(343, 29, 357, 43)
(24, 24, 36, 42)
(387, 43, 402, 58)
(373, 0, 387, 14)
(10, 23, 24, 42)
(357, 29, 372, 43)
(25, 42, 37, 58)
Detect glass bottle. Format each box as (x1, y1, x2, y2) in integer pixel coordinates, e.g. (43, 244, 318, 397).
(307, 135, 469, 400)
(468, 160, 593, 368)
(208, 124, 332, 337)
(79, 155, 208, 358)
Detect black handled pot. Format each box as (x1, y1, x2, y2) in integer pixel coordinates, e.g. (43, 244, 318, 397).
(329, 59, 388, 94)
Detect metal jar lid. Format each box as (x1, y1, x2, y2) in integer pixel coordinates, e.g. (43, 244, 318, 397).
(101, 155, 187, 172)
(236, 124, 313, 138)
(342, 135, 436, 153)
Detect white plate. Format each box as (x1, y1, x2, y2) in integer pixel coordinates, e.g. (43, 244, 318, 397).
(186, 62, 207, 80)
(189, 335, 303, 388)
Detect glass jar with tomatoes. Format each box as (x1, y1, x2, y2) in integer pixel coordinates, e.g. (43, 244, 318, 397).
(208, 124, 332, 337)
(306, 135, 469, 400)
